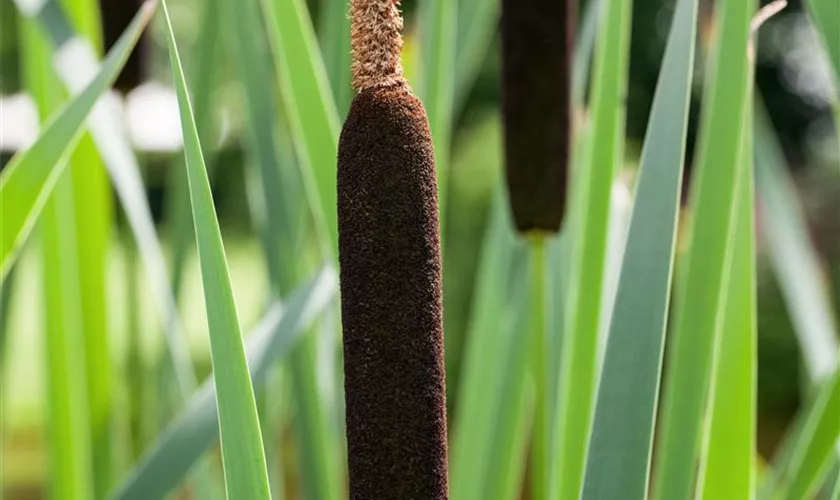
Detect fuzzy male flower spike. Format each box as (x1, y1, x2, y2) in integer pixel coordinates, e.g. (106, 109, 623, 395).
(502, 0, 576, 233)
(338, 0, 450, 498)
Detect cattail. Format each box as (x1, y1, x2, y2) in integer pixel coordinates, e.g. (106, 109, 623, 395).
(501, 0, 575, 233)
(337, 0, 449, 498)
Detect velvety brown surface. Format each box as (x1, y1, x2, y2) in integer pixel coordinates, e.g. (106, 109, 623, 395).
(337, 83, 449, 500)
(501, 0, 575, 233)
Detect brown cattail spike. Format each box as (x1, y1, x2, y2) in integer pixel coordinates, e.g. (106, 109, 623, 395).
(339, 83, 449, 500)
(339, 0, 449, 498)
(350, 0, 406, 90)
(502, 0, 575, 233)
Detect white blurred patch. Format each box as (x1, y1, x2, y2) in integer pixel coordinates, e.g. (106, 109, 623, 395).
(11, 0, 47, 17)
(54, 37, 100, 92)
(125, 82, 184, 152)
(764, 14, 836, 108)
(1, 85, 189, 154)
(0, 93, 40, 151)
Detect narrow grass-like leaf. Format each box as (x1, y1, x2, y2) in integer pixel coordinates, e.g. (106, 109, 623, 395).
(652, 0, 755, 496)
(109, 269, 337, 500)
(542, 2, 601, 446)
(22, 17, 94, 499)
(572, 0, 601, 111)
(68, 128, 114, 496)
(803, 0, 839, 91)
(242, 122, 319, 500)
(166, 0, 220, 299)
(546, 228, 570, 462)
(161, 3, 270, 496)
(449, 190, 521, 500)
(700, 92, 757, 500)
(754, 105, 839, 382)
(15, 0, 200, 403)
(768, 370, 840, 499)
(224, 0, 296, 286)
(419, 0, 456, 218)
(258, 365, 289, 500)
(286, 330, 342, 500)
(758, 383, 824, 498)
(58, 0, 115, 491)
(0, 0, 153, 281)
(822, 464, 840, 500)
(0, 268, 13, 364)
(318, 0, 352, 114)
(453, 0, 498, 110)
(242, 115, 339, 500)
(123, 243, 148, 459)
(552, 0, 633, 496)
(228, 0, 343, 496)
(482, 248, 536, 500)
(581, 0, 697, 496)
(802, 0, 840, 168)
(42, 176, 95, 500)
(261, 0, 340, 250)
(831, 465, 840, 500)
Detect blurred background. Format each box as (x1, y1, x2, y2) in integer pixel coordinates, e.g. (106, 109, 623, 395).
(0, 0, 838, 497)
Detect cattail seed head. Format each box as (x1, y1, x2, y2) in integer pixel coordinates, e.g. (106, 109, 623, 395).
(502, 0, 576, 233)
(339, 1, 449, 498)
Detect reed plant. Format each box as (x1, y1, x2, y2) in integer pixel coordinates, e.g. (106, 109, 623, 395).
(0, 0, 838, 498)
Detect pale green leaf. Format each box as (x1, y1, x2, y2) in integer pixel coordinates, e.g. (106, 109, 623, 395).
(552, 0, 633, 495)
(0, 0, 154, 281)
(261, 0, 340, 251)
(700, 89, 757, 500)
(652, 0, 755, 496)
(161, 2, 270, 496)
(109, 270, 337, 500)
(582, 0, 698, 496)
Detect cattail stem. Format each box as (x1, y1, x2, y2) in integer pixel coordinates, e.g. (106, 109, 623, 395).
(529, 235, 550, 499)
(338, 1, 449, 498)
(502, 0, 575, 233)
(502, 1, 574, 497)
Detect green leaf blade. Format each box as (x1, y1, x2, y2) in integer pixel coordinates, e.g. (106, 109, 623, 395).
(652, 0, 755, 497)
(161, 3, 270, 497)
(419, 0, 456, 219)
(453, 0, 497, 110)
(229, 0, 344, 497)
(581, 0, 698, 496)
(318, 0, 352, 114)
(754, 107, 839, 382)
(261, 0, 340, 251)
(60, 0, 115, 492)
(109, 270, 337, 500)
(22, 16, 95, 499)
(803, 0, 840, 93)
(700, 90, 757, 500)
(449, 190, 521, 500)
(19, 0, 200, 403)
(780, 371, 840, 500)
(0, 0, 154, 281)
(552, 0, 633, 495)
(166, 0, 220, 300)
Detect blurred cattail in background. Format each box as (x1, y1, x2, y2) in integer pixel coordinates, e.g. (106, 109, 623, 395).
(501, 0, 575, 234)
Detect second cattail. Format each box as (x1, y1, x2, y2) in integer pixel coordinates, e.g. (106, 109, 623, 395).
(337, 0, 449, 498)
(502, 0, 576, 233)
